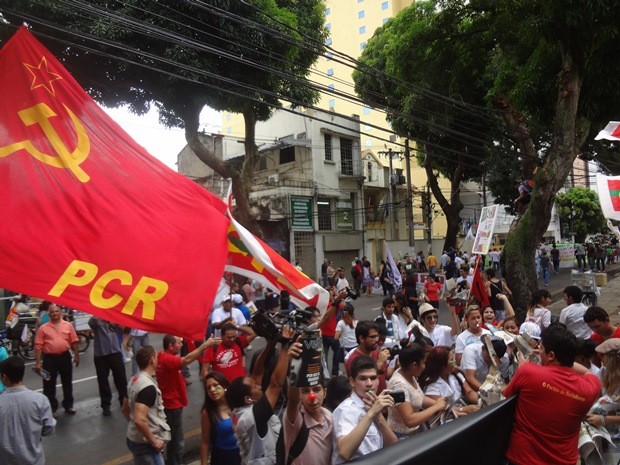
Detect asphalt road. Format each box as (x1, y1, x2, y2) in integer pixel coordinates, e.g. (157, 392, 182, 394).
(35, 264, 602, 464)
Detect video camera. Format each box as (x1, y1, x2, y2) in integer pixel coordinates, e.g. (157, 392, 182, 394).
(250, 307, 315, 340)
(344, 287, 358, 300)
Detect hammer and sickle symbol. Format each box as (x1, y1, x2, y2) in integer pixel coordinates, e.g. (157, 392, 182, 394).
(0, 102, 91, 182)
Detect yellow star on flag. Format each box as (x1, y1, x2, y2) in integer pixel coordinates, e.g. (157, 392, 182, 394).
(24, 57, 62, 96)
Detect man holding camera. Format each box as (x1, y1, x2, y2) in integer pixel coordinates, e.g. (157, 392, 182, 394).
(227, 325, 296, 465)
(345, 321, 391, 394)
(333, 355, 397, 464)
(283, 340, 333, 465)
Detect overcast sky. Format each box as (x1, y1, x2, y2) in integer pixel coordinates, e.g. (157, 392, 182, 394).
(102, 105, 221, 171)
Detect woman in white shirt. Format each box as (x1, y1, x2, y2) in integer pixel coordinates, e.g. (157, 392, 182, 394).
(455, 305, 490, 366)
(524, 289, 552, 331)
(335, 304, 358, 356)
(386, 343, 447, 439)
(420, 346, 479, 416)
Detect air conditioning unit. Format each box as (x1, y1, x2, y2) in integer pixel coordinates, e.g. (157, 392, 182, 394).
(267, 173, 279, 185)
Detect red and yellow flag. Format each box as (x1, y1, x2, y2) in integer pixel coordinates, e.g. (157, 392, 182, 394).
(225, 185, 330, 312)
(0, 27, 230, 339)
(597, 174, 620, 221)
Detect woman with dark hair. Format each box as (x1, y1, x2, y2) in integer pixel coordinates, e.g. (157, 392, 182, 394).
(393, 294, 414, 328)
(324, 375, 352, 412)
(402, 275, 422, 320)
(335, 304, 358, 358)
(524, 289, 552, 332)
(386, 343, 446, 439)
(200, 372, 240, 465)
(420, 346, 479, 415)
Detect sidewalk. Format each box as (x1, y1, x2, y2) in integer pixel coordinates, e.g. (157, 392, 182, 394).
(548, 267, 620, 325)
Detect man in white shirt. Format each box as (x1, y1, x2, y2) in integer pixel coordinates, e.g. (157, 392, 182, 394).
(332, 356, 396, 464)
(211, 295, 247, 337)
(418, 303, 459, 347)
(559, 286, 592, 339)
(461, 338, 510, 391)
(335, 268, 350, 293)
(374, 297, 408, 342)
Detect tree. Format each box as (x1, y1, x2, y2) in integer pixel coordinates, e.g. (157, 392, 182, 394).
(353, 2, 502, 250)
(556, 187, 606, 243)
(358, 0, 620, 309)
(1, 0, 327, 234)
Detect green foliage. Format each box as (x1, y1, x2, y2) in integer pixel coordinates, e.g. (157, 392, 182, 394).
(1, 0, 327, 127)
(556, 187, 606, 243)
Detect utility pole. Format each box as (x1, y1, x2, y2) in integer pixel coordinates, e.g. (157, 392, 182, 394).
(425, 184, 432, 250)
(404, 139, 415, 248)
(378, 147, 403, 241)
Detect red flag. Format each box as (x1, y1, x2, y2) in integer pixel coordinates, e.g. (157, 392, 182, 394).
(595, 121, 620, 141)
(0, 27, 229, 339)
(470, 261, 490, 308)
(225, 185, 330, 312)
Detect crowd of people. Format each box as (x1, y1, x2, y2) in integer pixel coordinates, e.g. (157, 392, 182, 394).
(2, 254, 620, 465)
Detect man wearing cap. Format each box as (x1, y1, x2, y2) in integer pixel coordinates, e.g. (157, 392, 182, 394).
(461, 337, 510, 392)
(211, 295, 247, 337)
(503, 325, 600, 465)
(419, 303, 459, 347)
(232, 293, 252, 320)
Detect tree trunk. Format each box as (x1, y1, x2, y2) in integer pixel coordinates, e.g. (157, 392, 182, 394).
(501, 46, 585, 312)
(182, 107, 262, 236)
(424, 153, 464, 251)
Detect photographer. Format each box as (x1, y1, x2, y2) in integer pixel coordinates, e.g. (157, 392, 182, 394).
(333, 356, 396, 463)
(283, 340, 333, 465)
(227, 325, 296, 465)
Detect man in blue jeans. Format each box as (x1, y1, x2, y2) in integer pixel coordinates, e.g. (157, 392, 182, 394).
(122, 346, 170, 465)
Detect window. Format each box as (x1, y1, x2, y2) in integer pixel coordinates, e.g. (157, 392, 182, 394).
(363, 106, 371, 115)
(326, 53, 333, 60)
(325, 37, 332, 46)
(226, 113, 232, 121)
(360, 42, 367, 50)
(279, 145, 295, 164)
(367, 161, 373, 181)
(324, 134, 332, 161)
(383, 18, 389, 24)
(327, 68, 334, 76)
(364, 124, 372, 131)
(258, 154, 267, 171)
(328, 84, 334, 91)
(325, 7, 330, 15)
(226, 127, 232, 134)
(326, 22, 331, 30)
(340, 138, 353, 175)
(358, 10, 365, 19)
(359, 26, 366, 34)
(365, 139, 372, 147)
(381, 1, 389, 10)
(317, 200, 332, 230)
(329, 99, 335, 108)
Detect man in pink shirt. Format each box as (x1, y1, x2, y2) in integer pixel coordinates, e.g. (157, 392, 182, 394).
(34, 304, 79, 416)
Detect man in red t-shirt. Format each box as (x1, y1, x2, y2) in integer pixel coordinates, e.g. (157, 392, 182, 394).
(201, 322, 256, 382)
(345, 321, 390, 393)
(156, 335, 216, 465)
(502, 325, 601, 465)
(584, 306, 620, 345)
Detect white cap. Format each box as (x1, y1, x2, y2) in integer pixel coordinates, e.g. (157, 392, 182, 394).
(232, 294, 243, 304)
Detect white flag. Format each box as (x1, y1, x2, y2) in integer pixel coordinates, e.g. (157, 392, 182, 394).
(383, 241, 403, 289)
(465, 226, 475, 241)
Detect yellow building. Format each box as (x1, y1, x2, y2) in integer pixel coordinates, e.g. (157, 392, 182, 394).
(222, 0, 449, 254)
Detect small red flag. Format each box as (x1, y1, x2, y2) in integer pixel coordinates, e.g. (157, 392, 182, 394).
(0, 27, 230, 339)
(470, 263, 491, 308)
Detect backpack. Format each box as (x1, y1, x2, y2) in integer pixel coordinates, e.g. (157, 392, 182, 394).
(275, 412, 309, 465)
(351, 266, 360, 279)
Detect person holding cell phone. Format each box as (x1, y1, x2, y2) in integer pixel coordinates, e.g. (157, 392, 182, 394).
(386, 344, 447, 439)
(332, 356, 396, 463)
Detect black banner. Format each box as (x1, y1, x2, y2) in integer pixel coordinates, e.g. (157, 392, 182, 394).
(352, 397, 517, 465)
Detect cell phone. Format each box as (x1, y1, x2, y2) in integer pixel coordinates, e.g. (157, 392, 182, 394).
(388, 391, 405, 404)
